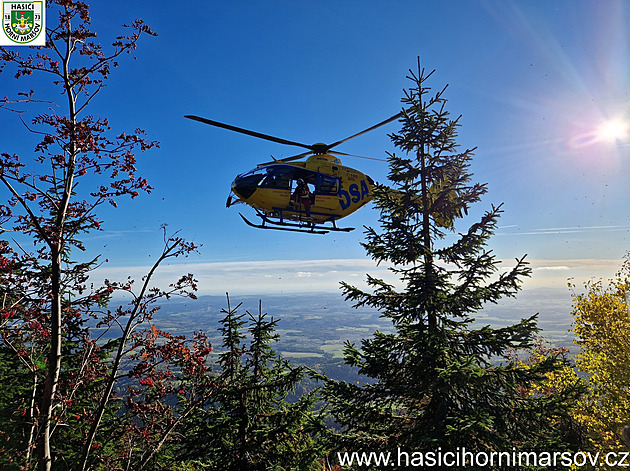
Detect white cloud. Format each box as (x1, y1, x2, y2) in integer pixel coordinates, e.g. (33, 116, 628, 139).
(90, 257, 622, 295)
(92, 258, 394, 295)
(520, 259, 621, 288)
(533, 266, 571, 271)
(496, 224, 630, 236)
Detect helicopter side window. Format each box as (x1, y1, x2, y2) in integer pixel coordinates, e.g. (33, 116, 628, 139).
(317, 175, 340, 195)
(260, 166, 293, 189)
(291, 170, 316, 188)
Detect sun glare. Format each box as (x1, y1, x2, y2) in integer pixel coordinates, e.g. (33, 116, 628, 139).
(566, 116, 630, 151)
(596, 119, 629, 142)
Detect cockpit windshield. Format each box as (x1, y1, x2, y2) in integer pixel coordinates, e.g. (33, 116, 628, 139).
(234, 165, 340, 196)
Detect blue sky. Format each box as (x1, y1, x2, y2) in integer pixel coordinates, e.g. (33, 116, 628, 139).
(2, 0, 629, 296)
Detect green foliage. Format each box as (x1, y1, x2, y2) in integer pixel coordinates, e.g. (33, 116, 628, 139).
(0, 305, 118, 470)
(324, 60, 580, 469)
(508, 336, 587, 453)
(571, 257, 630, 454)
(175, 296, 325, 471)
(0, 346, 36, 470)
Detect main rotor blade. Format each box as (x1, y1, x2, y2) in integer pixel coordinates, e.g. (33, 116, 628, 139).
(327, 112, 403, 150)
(184, 115, 313, 151)
(330, 151, 387, 162)
(258, 151, 312, 166)
(277, 151, 314, 163)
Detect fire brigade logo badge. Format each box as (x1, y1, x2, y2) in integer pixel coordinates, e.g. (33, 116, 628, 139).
(2, 2, 45, 45)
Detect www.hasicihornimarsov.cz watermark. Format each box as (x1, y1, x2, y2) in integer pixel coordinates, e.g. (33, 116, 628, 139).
(335, 447, 630, 468)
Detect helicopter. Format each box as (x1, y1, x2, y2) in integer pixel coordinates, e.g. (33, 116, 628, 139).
(184, 112, 402, 234)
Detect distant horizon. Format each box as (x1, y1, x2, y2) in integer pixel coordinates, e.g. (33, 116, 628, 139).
(92, 256, 624, 298)
(99, 261, 599, 350)
(106, 287, 578, 354)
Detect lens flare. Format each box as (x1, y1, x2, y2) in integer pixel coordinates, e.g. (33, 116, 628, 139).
(596, 119, 629, 141)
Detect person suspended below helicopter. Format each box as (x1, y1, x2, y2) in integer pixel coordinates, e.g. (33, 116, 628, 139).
(290, 179, 315, 221)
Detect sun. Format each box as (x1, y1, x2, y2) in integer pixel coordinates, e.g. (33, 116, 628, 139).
(596, 118, 629, 142)
(566, 116, 630, 151)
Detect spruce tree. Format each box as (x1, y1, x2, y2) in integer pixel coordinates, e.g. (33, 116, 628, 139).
(324, 60, 578, 469)
(177, 296, 324, 471)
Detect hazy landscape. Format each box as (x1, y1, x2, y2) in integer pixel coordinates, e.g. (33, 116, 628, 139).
(134, 287, 578, 378)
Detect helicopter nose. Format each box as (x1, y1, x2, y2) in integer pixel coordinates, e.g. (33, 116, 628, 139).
(231, 177, 257, 200)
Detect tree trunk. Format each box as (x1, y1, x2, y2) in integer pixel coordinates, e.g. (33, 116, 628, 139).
(39, 248, 63, 471)
(419, 143, 436, 331)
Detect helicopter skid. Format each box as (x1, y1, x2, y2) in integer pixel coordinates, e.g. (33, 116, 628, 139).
(239, 210, 354, 235)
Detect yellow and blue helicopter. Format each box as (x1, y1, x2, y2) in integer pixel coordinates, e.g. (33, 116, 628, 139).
(185, 113, 402, 234)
